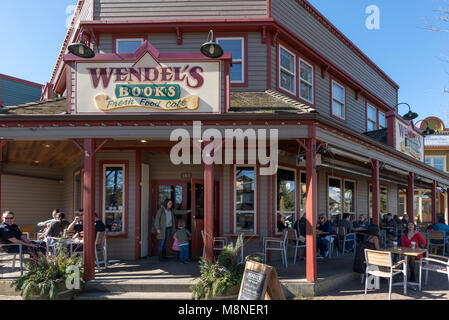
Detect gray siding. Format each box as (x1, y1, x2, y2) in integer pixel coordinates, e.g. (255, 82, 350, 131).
(94, 0, 267, 20)
(0, 78, 42, 107)
(2, 174, 64, 227)
(271, 0, 397, 108)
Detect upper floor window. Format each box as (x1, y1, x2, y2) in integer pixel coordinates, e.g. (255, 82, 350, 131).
(216, 37, 245, 84)
(332, 80, 346, 120)
(367, 104, 377, 131)
(379, 111, 386, 129)
(367, 103, 387, 131)
(279, 46, 296, 95)
(299, 59, 314, 103)
(425, 156, 446, 172)
(116, 38, 144, 54)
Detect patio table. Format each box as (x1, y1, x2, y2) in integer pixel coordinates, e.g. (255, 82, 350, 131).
(381, 247, 427, 293)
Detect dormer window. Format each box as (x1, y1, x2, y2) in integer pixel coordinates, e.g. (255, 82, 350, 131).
(331, 80, 346, 120)
(279, 46, 296, 95)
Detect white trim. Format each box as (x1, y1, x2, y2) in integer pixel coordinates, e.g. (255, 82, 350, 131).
(331, 80, 346, 120)
(216, 37, 245, 84)
(279, 45, 297, 95)
(234, 165, 257, 235)
(115, 38, 145, 54)
(275, 167, 297, 235)
(102, 163, 126, 235)
(299, 58, 314, 104)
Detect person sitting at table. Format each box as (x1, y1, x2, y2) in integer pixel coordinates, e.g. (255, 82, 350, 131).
(431, 217, 449, 254)
(354, 214, 370, 229)
(317, 214, 333, 258)
(37, 209, 60, 228)
(0, 211, 46, 259)
(45, 212, 70, 249)
(69, 212, 106, 253)
(381, 213, 397, 245)
(341, 213, 355, 252)
(401, 222, 426, 282)
(353, 224, 381, 274)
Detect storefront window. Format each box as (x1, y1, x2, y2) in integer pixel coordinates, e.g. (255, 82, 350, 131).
(332, 81, 345, 120)
(104, 165, 125, 234)
(328, 177, 342, 218)
(299, 59, 313, 103)
(279, 46, 296, 94)
(116, 38, 144, 53)
(73, 169, 84, 219)
(276, 168, 296, 234)
(235, 166, 256, 234)
(344, 180, 355, 214)
(217, 38, 244, 83)
(369, 185, 388, 219)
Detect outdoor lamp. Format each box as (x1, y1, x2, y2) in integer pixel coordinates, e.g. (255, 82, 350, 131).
(200, 30, 224, 59)
(421, 120, 435, 136)
(68, 30, 96, 59)
(397, 103, 419, 121)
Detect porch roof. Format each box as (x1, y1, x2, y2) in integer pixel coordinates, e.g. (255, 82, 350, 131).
(0, 97, 66, 115)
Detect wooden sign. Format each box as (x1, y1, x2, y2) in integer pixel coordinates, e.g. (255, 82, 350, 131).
(238, 260, 285, 300)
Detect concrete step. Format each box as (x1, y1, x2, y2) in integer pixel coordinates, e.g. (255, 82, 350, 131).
(84, 278, 197, 293)
(75, 291, 193, 300)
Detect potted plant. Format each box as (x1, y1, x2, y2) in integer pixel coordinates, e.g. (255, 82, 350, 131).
(191, 235, 244, 300)
(11, 237, 84, 300)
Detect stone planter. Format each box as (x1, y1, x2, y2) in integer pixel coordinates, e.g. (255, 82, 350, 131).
(30, 282, 76, 300)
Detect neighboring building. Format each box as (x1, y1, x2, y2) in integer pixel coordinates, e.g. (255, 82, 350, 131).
(0, 73, 43, 107)
(1, 0, 449, 283)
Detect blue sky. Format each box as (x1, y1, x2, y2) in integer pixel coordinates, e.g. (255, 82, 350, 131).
(0, 0, 449, 123)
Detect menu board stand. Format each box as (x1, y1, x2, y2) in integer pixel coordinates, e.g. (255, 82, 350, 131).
(237, 260, 286, 300)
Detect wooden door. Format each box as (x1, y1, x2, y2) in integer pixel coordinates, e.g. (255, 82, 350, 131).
(151, 181, 188, 256)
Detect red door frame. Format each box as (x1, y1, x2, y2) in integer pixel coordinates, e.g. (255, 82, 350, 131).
(150, 180, 188, 256)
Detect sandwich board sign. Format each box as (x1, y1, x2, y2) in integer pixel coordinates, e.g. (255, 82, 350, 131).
(238, 260, 285, 300)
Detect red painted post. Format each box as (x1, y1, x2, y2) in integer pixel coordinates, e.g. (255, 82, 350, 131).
(83, 139, 96, 281)
(407, 172, 415, 223)
(135, 150, 141, 260)
(204, 162, 214, 262)
(371, 160, 380, 226)
(305, 136, 317, 282)
(432, 181, 437, 224)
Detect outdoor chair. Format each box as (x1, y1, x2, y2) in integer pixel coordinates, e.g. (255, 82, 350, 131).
(263, 229, 288, 268)
(427, 231, 446, 256)
(287, 229, 306, 264)
(364, 249, 407, 300)
(95, 231, 108, 270)
(0, 243, 23, 275)
(419, 254, 449, 290)
(201, 230, 228, 259)
(338, 226, 356, 256)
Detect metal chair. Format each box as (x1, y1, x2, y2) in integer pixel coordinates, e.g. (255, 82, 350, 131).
(201, 230, 228, 258)
(419, 254, 449, 290)
(0, 243, 23, 275)
(95, 231, 108, 270)
(364, 249, 407, 300)
(338, 226, 356, 256)
(427, 231, 446, 256)
(288, 229, 306, 264)
(263, 229, 288, 268)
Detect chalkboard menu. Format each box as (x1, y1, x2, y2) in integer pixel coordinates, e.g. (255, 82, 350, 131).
(238, 260, 285, 300)
(239, 270, 267, 300)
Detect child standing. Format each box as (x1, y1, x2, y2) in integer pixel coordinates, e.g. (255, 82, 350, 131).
(174, 220, 191, 264)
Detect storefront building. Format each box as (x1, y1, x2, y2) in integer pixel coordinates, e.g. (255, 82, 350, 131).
(2, 0, 449, 282)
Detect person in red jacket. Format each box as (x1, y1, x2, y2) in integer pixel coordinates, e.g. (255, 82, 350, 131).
(401, 222, 426, 282)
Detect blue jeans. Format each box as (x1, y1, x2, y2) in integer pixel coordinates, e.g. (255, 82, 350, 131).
(179, 244, 189, 262)
(345, 234, 356, 251)
(317, 237, 329, 255)
(158, 227, 172, 254)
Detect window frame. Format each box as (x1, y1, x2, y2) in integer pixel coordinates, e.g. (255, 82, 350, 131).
(425, 155, 447, 172)
(328, 176, 343, 219)
(367, 103, 377, 131)
(275, 166, 297, 235)
(278, 45, 297, 96)
(378, 110, 386, 129)
(216, 35, 247, 86)
(114, 37, 145, 54)
(368, 183, 388, 220)
(343, 179, 357, 215)
(331, 79, 346, 121)
(234, 165, 257, 235)
(100, 161, 129, 238)
(299, 58, 314, 104)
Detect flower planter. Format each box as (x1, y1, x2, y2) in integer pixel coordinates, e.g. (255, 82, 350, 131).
(29, 283, 76, 300)
(211, 285, 240, 300)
